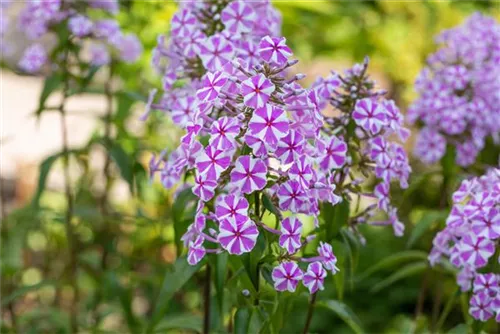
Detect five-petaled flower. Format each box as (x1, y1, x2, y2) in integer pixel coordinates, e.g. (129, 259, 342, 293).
(303, 261, 327, 294)
(215, 195, 249, 223)
(248, 104, 289, 148)
(197, 71, 228, 102)
(241, 73, 276, 109)
(272, 261, 303, 292)
(209, 116, 241, 150)
(319, 136, 347, 171)
(220, 1, 256, 33)
(195, 145, 232, 180)
(192, 173, 217, 202)
(199, 34, 234, 71)
(259, 35, 292, 66)
(279, 217, 303, 254)
(218, 218, 259, 255)
(230, 156, 268, 194)
(352, 98, 387, 134)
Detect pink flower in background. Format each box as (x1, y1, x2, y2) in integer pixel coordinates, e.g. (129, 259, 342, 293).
(218, 218, 259, 255)
(259, 36, 292, 66)
(414, 128, 446, 164)
(272, 262, 303, 292)
(303, 262, 327, 294)
(352, 98, 387, 134)
(279, 217, 303, 254)
(19, 44, 47, 73)
(230, 156, 268, 194)
(248, 105, 289, 148)
(68, 15, 93, 37)
(241, 74, 275, 109)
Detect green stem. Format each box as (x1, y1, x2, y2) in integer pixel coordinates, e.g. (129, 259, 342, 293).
(303, 292, 317, 334)
(436, 287, 459, 332)
(203, 264, 211, 334)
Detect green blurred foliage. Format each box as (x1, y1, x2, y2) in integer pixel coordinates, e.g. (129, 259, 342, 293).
(2, 1, 499, 333)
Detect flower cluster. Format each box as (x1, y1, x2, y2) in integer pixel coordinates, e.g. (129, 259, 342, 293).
(142, 0, 281, 121)
(146, 1, 410, 294)
(429, 168, 500, 322)
(16, 0, 142, 73)
(317, 58, 411, 238)
(409, 13, 500, 167)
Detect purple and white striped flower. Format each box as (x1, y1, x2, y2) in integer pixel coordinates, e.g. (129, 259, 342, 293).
(279, 217, 303, 254)
(272, 262, 303, 292)
(302, 262, 327, 294)
(230, 156, 268, 194)
(352, 98, 387, 135)
(221, 1, 256, 33)
(248, 105, 289, 148)
(209, 116, 240, 150)
(277, 180, 307, 212)
(318, 242, 339, 273)
(241, 74, 275, 109)
(196, 71, 227, 102)
(259, 36, 292, 66)
(187, 236, 206, 265)
(215, 195, 249, 223)
(218, 218, 259, 255)
(199, 34, 234, 71)
(195, 145, 231, 180)
(319, 136, 347, 171)
(193, 173, 217, 202)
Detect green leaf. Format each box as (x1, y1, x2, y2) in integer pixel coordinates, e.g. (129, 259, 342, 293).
(407, 211, 447, 248)
(322, 199, 350, 241)
(234, 307, 265, 334)
(214, 252, 228, 321)
(115, 91, 137, 124)
(104, 273, 140, 334)
(371, 262, 427, 293)
(1, 280, 55, 306)
(241, 233, 266, 290)
(146, 257, 202, 333)
(357, 250, 428, 282)
(262, 193, 280, 217)
(155, 313, 202, 333)
(36, 74, 62, 116)
(172, 188, 198, 255)
(318, 300, 364, 334)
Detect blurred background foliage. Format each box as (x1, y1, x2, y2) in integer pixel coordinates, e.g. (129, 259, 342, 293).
(1, 1, 499, 333)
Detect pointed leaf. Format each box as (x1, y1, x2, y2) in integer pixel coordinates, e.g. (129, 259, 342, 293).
(371, 262, 427, 293)
(146, 257, 202, 333)
(318, 300, 364, 334)
(357, 250, 428, 282)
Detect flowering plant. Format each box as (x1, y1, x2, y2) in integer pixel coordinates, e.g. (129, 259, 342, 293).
(409, 13, 500, 167)
(144, 1, 411, 331)
(430, 169, 500, 322)
(9, 0, 142, 73)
